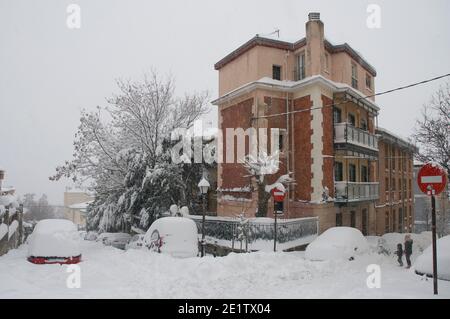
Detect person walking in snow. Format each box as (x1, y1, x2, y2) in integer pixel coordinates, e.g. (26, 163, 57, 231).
(395, 243, 403, 266)
(404, 234, 413, 269)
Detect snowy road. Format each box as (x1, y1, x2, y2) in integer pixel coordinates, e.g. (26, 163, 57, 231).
(0, 240, 449, 299)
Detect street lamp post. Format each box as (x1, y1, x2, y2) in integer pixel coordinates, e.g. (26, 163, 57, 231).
(198, 177, 210, 257)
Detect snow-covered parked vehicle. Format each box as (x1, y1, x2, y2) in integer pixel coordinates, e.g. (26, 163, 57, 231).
(96, 232, 131, 250)
(414, 235, 450, 281)
(27, 219, 81, 264)
(144, 217, 199, 258)
(305, 227, 369, 261)
(125, 234, 145, 250)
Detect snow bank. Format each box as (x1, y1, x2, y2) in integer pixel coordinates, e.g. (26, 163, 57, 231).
(27, 219, 81, 257)
(414, 235, 450, 281)
(305, 227, 369, 261)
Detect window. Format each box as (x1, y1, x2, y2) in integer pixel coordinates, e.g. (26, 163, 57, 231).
(348, 113, 356, 126)
(391, 149, 396, 170)
(335, 161, 343, 181)
(399, 208, 403, 232)
(351, 63, 358, 89)
(336, 213, 342, 227)
(278, 129, 286, 152)
(385, 211, 390, 233)
(361, 165, 368, 182)
(366, 74, 372, 90)
(360, 118, 367, 131)
(333, 107, 342, 123)
(392, 209, 397, 232)
(349, 164, 356, 182)
(296, 52, 305, 80)
(350, 211, 356, 228)
(272, 65, 281, 80)
(385, 145, 389, 169)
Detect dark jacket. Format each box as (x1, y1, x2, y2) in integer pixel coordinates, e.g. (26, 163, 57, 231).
(404, 239, 413, 255)
(395, 244, 403, 257)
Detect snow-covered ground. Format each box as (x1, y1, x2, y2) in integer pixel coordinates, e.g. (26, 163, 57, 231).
(0, 240, 449, 299)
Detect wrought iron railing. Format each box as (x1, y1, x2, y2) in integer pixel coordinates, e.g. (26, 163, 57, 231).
(187, 215, 318, 249)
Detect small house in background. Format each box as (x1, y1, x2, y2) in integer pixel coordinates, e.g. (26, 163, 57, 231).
(63, 187, 94, 229)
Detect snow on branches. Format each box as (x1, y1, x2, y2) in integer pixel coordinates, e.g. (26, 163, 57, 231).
(50, 71, 210, 232)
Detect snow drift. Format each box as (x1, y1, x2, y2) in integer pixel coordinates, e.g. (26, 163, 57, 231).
(414, 235, 450, 281)
(305, 227, 369, 261)
(27, 219, 81, 258)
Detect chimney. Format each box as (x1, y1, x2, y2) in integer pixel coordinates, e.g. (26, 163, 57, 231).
(305, 12, 325, 76)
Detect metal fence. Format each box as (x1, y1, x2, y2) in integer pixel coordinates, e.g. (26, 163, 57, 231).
(188, 215, 318, 250)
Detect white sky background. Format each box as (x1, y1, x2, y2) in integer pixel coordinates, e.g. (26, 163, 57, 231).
(0, 0, 449, 204)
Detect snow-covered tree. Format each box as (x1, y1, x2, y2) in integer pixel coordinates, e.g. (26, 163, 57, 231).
(412, 81, 450, 236)
(243, 151, 294, 217)
(50, 71, 210, 232)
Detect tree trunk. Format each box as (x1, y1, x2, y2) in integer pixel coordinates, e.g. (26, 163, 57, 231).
(256, 182, 270, 217)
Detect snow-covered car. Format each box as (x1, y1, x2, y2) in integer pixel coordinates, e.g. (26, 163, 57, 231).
(96, 232, 131, 250)
(414, 235, 450, 281)
(305, 227, 369, 261)
(27, 219, 81, 264)
(125, 234, 145, 250)
(144, 217, 199, 258)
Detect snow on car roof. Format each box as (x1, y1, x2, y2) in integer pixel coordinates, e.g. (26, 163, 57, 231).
(33, 219, 77, 234)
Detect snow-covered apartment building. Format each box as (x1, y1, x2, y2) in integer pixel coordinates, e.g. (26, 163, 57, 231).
(212, 13, 415, 235)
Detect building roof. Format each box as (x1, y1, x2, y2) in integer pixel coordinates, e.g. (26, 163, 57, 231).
(376, 127, 417, 152)
(214, 36, 377, 76)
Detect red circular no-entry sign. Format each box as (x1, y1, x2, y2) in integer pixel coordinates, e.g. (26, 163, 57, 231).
(271, 187, 286, 202)
(417, 163, 447, 196)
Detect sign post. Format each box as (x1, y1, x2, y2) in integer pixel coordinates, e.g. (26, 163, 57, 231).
(271, 187, 286, 252)
(417, 163, 447, 295)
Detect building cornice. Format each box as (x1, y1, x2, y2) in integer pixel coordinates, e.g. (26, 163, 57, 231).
(212, 75, 380, 114)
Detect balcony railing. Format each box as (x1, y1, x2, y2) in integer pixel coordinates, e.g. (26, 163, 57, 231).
(334, 123, 378, 151)
(335, 181, 379, 202)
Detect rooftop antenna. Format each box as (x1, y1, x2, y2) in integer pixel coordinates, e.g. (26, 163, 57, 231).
(256, 28, 280, 38)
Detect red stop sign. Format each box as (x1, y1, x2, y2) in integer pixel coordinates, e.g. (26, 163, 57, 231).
(271, 187, 285, 202)
(417, 163, 447, 196)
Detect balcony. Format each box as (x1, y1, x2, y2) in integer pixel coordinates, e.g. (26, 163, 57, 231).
(335, 181, 379, 203)
(334, 123, 378, 152)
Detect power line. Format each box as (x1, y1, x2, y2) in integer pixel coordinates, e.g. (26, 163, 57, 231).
(252, 73, 450, 120)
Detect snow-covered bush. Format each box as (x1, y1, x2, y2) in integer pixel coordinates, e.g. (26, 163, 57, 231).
(305, 227, 369, 261)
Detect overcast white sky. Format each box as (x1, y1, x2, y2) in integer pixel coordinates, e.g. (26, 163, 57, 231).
(0, 0, 449, 204)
